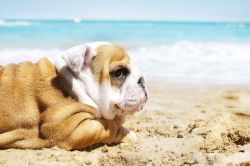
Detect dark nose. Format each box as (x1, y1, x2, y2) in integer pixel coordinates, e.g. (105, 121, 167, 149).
(137, 77, 145, 88)
(137, 77, 148, 100)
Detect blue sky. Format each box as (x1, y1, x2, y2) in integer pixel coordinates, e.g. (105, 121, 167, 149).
(0, 0, 250, 21)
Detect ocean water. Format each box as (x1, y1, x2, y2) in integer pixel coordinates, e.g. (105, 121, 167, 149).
(1, 19, 250, 84)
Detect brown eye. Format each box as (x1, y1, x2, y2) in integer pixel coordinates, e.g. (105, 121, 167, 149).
(110, 67, 129, 79)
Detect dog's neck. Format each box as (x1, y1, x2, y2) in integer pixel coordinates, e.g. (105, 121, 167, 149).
(54, 57, 99, 109)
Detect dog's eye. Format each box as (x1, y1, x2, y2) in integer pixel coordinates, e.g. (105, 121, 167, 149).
(110, 67, 129, 79)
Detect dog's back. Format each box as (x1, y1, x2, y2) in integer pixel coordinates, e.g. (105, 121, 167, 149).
(0, 61, 39, 133)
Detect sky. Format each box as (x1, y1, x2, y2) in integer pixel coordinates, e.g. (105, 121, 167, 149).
(0, 0, 250, 22)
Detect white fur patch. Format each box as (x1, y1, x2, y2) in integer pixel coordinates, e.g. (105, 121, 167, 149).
(99, 84, 115, 119)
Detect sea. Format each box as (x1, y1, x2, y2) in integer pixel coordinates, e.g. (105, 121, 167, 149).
(1, 19, 250, 84)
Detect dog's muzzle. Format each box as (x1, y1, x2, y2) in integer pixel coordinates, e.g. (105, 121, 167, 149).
(114, 76, 148, 115)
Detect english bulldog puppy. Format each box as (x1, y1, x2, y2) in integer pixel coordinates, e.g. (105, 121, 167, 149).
(0, 42, 147, 150)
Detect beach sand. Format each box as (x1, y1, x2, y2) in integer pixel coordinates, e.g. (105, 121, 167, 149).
(0, 82, 249, 165)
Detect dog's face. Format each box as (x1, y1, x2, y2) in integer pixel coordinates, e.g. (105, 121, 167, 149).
(55, 42, 148, 119)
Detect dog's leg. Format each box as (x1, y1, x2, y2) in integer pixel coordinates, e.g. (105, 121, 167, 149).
(67, 118, 135, 150)
(0, 128, 51, 149)
(0, 129, 25, 147)
(2, 138, 51, 149)
(40, 102, 135, 150)
(46, 116, 134, 150)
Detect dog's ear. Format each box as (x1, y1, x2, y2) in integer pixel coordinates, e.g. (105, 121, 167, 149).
(61, 44, 91, 73)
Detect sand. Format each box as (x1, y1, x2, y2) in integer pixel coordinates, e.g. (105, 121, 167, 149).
(0, 82, 249, 165)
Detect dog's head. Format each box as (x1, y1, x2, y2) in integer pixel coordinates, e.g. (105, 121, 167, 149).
(55, 42, 148, 119)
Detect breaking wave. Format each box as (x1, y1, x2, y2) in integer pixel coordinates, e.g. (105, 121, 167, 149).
(1, 41, 250, 84)
(129, 41, 250, 84)
(0, 48, 61, 65)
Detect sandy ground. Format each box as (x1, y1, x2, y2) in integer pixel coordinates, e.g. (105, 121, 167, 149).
(0, 82, 249, 166)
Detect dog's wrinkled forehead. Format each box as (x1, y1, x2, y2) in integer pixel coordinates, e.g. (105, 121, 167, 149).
(91, 45, 131, 86)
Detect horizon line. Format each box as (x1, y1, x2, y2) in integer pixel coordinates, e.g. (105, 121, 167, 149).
(1, 18, 250, 23)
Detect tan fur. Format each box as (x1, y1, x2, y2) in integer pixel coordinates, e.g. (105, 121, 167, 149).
(0, 58, 130, 150)
(92, 45, 130, 84)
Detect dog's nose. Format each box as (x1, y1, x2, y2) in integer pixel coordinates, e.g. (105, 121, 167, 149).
(137, 77, 148, 100)
(137, 77, 145, 88)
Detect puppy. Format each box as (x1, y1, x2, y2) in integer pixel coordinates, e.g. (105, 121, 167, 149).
(0, 42, 148, 150)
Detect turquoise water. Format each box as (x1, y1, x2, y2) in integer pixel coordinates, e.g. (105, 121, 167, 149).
(1, 20, 250, 48)
(1, 19, 250, 84)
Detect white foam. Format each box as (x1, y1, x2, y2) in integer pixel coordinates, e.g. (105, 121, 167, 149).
(0, 48, 61, 65)
(0, 41, 250, 85)
(129, 41, 250, 84)
(0, 20, 33, 27)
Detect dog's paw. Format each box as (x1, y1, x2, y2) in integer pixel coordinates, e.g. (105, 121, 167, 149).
(121, 129, 137, 143)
